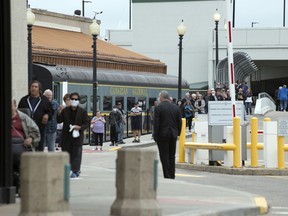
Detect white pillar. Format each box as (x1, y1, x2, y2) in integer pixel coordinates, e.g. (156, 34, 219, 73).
(263, 121, 278, 168)
(194, 121, 209, 164)
(223, 126, 234, 166)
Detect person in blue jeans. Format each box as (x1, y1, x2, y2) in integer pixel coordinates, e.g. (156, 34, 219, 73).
(278, 85, 288, 111)
(43, 89, 59, 152)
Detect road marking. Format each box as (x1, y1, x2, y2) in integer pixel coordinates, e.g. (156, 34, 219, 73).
(175, 173, 204, 178)
(254, 196, 268, 215)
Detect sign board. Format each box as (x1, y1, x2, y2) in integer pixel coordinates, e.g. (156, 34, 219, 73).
(278, 118, 288, 136)
(208, 101, 244, 125)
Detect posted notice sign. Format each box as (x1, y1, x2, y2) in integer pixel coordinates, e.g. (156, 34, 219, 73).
(208, 101, 244, 125)
(278, 118, 288, 136)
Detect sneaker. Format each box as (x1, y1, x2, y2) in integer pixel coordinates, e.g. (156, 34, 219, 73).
(76, 171, 81, 177)
(132, 140, 137, 143)
(70, 172, 77, 178)
(118, 141, 126, 144)
(136, 139, 140, 143)
(109, 143, 114, 146)
(100, 147, 103, 151)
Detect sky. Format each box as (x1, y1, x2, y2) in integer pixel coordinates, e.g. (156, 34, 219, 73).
(29, 0, 285, 37)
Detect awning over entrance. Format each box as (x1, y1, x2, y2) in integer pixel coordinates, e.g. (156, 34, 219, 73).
(216, 52, 258, 86)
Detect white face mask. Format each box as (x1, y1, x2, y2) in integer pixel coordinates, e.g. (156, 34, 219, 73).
(71, 99, 79, 107)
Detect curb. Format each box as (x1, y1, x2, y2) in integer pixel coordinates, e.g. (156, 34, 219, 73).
(176, 163, 288, 176)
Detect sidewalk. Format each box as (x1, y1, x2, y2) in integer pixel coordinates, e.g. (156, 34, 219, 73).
(0, 133, 267, 216)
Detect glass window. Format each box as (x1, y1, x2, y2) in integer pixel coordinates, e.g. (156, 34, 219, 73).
(52, 83, 60, 104)
(116, 96, 124, 109)
(79, 95, 87, 110)
(149, 97, 157, 109)
(103, 96, 112, 111)
(127, 97, 135, 111)
(138, 97, 146, 110)
(90, 95, 100, 112)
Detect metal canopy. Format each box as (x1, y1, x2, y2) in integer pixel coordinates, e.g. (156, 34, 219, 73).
(216, 52, 258, 86)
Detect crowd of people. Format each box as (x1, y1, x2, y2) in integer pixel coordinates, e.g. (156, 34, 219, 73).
(10, 79, 261, 188)
(178, 81, 254, 130)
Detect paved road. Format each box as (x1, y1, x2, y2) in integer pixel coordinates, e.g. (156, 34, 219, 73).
(175, 162, 288, 216)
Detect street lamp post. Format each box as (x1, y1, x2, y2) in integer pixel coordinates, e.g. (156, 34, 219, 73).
(177, 20, 186, 101)
(90, 19, 100, 117)
(27, 7, 35, 85)
(213, 9, 221, 68)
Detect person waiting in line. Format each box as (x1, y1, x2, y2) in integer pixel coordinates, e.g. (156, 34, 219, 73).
(57, 92, 88, 178)
(177, 99, 186, 118)
(56, 93, 71, 150)
(91, 110, 106, 150)
(150, 100, 158, 139)
(130, 101, 142, 143)
(245, 88, 253, 115)
(43, 89, 59, 152)
(184, 100, 194, 132)
(194, 95, 205, 114)
(116, 102, 126, 144)
(278, 85, 288, 111)
(11, 99, 40, 194)
(18, 80, 54, 151)
(109, 105, 122, 146)
(153, 91, 182, 179)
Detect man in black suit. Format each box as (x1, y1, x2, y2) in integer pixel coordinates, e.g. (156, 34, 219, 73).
(154, 91, 182, 179)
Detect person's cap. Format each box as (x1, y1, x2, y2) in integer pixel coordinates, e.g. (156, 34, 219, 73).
(134, 101, 139, 105)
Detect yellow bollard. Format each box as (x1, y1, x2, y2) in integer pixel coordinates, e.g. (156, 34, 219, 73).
(178, 118, 186, 163)
(250, 117, 258, 167)
(278, 136, 285, 169)
(233, 117, 241, 168)
(191, 132, 195, 164)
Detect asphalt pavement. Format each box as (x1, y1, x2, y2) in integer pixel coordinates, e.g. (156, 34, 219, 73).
(0, 131, 267, 216)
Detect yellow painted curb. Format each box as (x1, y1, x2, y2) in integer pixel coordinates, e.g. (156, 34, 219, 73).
(109, 146, 121, 151)
(254, 197, 268, 215)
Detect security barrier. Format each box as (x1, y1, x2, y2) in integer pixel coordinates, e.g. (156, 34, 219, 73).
(180, 117, 241, 168)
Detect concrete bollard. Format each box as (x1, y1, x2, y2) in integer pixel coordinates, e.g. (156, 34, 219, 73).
(110, 148, 162, 216)
(19, 152, 72, 216)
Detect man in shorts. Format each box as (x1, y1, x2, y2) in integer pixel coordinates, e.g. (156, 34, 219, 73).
(130, 101, 142, 143)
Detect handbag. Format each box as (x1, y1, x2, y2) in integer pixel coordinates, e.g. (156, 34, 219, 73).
(90, 123, 94, 129)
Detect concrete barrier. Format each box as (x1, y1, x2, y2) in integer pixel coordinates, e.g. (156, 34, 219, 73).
(110, 148, 161, 216)
(19, 152, 71, 216)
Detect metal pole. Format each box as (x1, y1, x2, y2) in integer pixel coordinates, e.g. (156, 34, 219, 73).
(92, 34, 97, 117)
(0, 0, 15, 204)
(215, 20, 219, 68)
(284, 0, 286, 27)
(129, 0, 132, 29)
(27, 24, 33, 85)
(82, 0, 85, 16)
(232, 0, 235, 27)
(178, 35, 183, 101)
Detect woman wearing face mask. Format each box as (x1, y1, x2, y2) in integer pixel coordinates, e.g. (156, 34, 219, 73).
(57, 92, 88, 178)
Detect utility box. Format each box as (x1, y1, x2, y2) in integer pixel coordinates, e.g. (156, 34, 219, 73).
(208, 101, 246, 163)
